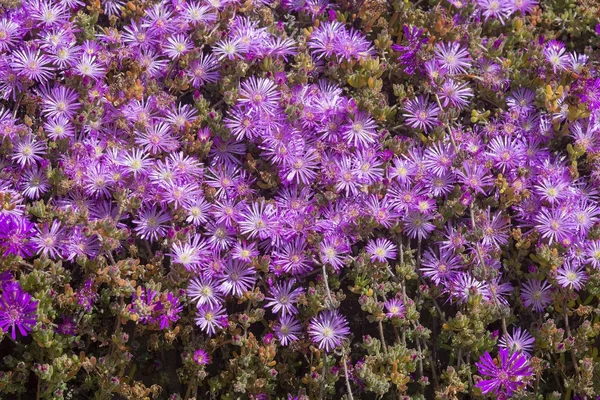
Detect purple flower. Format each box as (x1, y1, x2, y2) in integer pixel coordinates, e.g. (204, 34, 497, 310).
(477, 208, 510, 249)
(510, 0, 538, 14)
(486, 136, 525, 174)
(0, 214, 37, 258)
(195, 303, 227, 336)
(187, 276, 224, 307)
(506, 88, 536, 114)
(438, 79, 473, 108)
(556, 262, 588, 291)
(586, 241, 600, 269)
(12, 134, 47, 168)
(391, 25, 427, 75)
(155, 292, 182, 330)
(402, 211, 435, 241)
(499, 328, 535, 356)
(421, 248, 461, 285)
(308, 21, 374, 61)
(365, 238, 398, 263)
(520, 278, 553, 312)
(475, 348, 533, 396)
(239, 201, 276, 240)
(456, 161, 494, 195)
(170, 234, 210, 271)
(0, 18, 21, 52)
(449, 272, 490, 304)
(273, 238, 313, 275)
(133, 205, 171, 243)
(402, 96, 440, 133)
(38, 85, 81, 119)
(384, 298, 406, 319)
(56, 315, 78, 336)
(308, 310, 350, 352)
(217, 260, 256, 298)
(10, 46, 53, 83)
(0, 282, 38, 340)
(534, 207, 576, 246)
(434, 42, 472, 75)
(477, 0, 512, 24)
(342, 112, 378, 148)
(544, 40, 569, 72)
(274, 315, 302, 346)
(424, 142, 455, 177)
(319, 236, 350, 272)
(238, 77, 280, 114)
(265, 280, 304, 317)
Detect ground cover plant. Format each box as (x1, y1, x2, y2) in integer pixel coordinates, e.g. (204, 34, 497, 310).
(1, 0, 600, 398)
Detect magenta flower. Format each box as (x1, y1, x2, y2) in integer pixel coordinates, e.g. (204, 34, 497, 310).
(0, 214, 37, 258)
(0, 282, 38, 340)
(475, 348, 533, 396)
(193, 349, 210, 365)
(155, 292, 183, 330)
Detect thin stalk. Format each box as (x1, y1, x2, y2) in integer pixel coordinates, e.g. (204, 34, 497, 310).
(378, 320, 388, 355)
(466, 353, 474, 396)
(319, 356, 327, 400)
(433, 93, 459, 153)
(374, 293, 388, 354)
(322, 264, 334, 309)
(13, 93, 22, 118)
(415, 336, 424, 379)
(563, 296, 580, 380)
(392, 323, 401, 344)
(342, 352, 355, 400)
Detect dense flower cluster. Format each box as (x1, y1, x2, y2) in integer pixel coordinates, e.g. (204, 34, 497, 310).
(1, 0, 600, 398)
